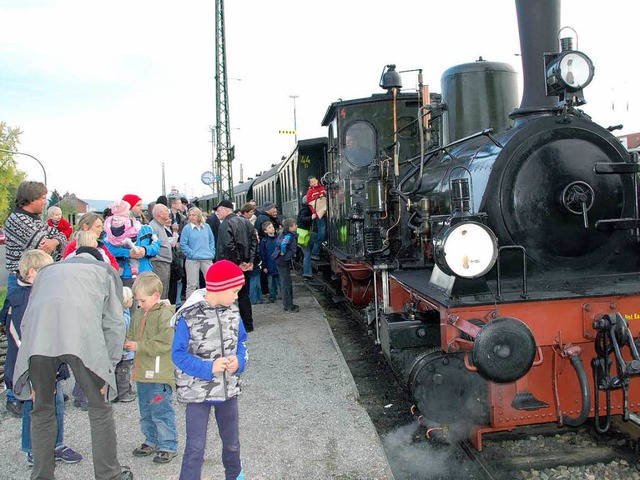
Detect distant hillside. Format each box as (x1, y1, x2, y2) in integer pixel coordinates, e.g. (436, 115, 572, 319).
(83, 199, 113, 213)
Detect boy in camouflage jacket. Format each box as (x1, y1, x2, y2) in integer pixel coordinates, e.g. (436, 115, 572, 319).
(172, 260, 248, 480)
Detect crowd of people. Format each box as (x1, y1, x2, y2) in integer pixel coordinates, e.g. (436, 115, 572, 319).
(0, 176, 327, 480)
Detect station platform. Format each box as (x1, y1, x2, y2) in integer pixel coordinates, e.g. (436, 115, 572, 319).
(0, 275, 394, 480)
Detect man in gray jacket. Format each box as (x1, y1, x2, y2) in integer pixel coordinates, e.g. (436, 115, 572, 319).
(149, 203, 175, 300)
(12, 248, 133, 480)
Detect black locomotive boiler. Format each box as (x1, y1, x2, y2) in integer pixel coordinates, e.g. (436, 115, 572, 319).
(319, 0, 640, 449)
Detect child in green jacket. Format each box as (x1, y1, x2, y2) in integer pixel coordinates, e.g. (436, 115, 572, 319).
(124, 272, 177, 464)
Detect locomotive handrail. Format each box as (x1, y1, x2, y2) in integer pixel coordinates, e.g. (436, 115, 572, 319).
(531, 346, 544, 367)
(495, 245, 529, 300)
(395, 128, 501, 199)
(463, 353, 478, 372)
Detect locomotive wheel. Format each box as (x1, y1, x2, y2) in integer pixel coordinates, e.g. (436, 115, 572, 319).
(472, 316, 536, 383)
(407, 348, 488, 425)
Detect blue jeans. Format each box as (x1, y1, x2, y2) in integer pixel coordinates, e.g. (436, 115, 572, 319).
(276, 262, 293, 310)
(249, 268, 263, 303)
(267, 274, 280, 300)
(300, 244, 312, 276)
(312, 218, 326, 255)
(179, 398, 241, 480)
(137, 382, 177, 452)
(22, 381, 64, 453)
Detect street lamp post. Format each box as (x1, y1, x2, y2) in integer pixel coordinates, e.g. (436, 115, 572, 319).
(0, 148, 48, 186)
(289, 95, 299, 144)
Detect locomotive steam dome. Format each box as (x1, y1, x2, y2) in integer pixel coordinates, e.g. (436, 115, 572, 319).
(441, 60, 519, 143)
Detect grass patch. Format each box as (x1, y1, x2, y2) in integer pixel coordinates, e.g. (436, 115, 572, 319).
(0, 286, 5, 307)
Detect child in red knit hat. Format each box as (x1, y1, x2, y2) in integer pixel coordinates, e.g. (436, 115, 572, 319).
(172, 259, 248, 480)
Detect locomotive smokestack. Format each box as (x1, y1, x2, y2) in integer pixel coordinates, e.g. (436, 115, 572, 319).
(514, 0, 560, 113)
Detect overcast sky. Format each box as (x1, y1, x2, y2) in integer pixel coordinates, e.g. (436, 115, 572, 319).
(1, 0, 638, 204)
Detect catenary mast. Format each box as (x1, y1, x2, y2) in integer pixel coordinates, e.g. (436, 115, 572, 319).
(213, 0, 234, 202)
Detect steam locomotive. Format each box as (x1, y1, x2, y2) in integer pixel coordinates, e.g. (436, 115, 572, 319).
(317, 0, 640, 450)
(193, 0, 640, 450)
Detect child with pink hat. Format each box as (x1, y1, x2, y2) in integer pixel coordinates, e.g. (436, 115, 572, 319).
(104, 200, 143, 277)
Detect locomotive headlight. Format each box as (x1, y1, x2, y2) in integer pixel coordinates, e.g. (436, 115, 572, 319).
(433, 221, 498, 278)
(546, 51, 594, 92)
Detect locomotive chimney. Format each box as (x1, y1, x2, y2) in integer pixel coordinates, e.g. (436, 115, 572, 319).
(513, 0, 560, 114)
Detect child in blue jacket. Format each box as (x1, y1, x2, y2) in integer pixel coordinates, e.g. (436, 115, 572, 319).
(274, 218, 299, 312)
(259, 221, 280, 302)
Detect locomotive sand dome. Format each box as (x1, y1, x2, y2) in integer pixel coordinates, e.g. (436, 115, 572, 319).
(441, 60, 519, 143)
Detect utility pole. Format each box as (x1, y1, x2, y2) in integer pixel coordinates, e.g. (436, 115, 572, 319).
(289, 95, 299, 144)
(214, 0, 234, 203)
(161, 162, 166, 196)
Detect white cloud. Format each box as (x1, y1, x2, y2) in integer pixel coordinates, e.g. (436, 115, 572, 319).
(0, 0, 638, 203)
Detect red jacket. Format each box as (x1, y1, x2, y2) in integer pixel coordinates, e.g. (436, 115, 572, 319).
(306, 185, 326, 203)
(306, 185, 326, 216)
(48, 217, 73, 240)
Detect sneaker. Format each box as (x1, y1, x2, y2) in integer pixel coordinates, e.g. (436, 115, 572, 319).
(73, 399, 88, 411)
(26, 453, 33, 467)
(132, 443, 156, 457)
(121, 466, 134, 480)
(6, 399, 23, 417)
(290, 305, 300, 312)
(54, 445, 83, 464)
(116, 391, 137, 403)
(302, 274, 313, 279)
(311, 255, 321, 261)
(152, 451, 177, 464)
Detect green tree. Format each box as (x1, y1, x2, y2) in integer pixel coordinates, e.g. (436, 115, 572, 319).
(0, 122, 26, 225)
(47, 189, 61, 209)
(59, 199, 77, 220)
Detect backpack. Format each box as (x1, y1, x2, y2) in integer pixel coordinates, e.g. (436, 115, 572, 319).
(271, 233, 285, 260)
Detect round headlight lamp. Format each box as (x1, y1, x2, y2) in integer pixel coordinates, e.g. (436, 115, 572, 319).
(433, 221, 498, 278)
(546, 50, 594, 92)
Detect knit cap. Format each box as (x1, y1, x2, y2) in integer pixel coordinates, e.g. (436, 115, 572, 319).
(261, 201, 276, 211)
(122, 194, 142, 209)
(205, 260, 245, 292)
(110, 199, 130, 218)
(109, 200, 131, 228)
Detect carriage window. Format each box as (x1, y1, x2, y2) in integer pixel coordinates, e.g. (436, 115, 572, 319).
(344, 122, 375, 167)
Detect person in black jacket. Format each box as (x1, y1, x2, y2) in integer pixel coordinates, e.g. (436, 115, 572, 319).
(296, 196, 313, 279)
(216, 210, 258, 332)
(206, 200, 234, 240)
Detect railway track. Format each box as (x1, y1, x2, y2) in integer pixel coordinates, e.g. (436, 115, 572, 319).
(461, 423, 640, 480)
(302, 264, 640, 480)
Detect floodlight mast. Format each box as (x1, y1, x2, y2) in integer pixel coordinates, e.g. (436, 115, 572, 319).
(214, 0, 234, 203)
